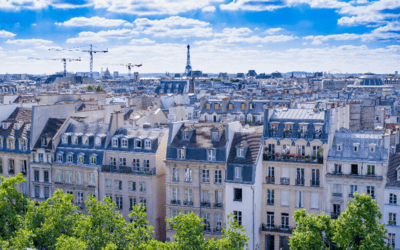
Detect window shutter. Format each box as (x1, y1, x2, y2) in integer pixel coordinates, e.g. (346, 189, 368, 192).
(281, 191, 289, 206)
(281, 168, 289, 178)
(311, 193, 319, 209)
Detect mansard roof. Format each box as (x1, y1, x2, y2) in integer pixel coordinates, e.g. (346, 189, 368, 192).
(228, 132, 262, 165)
(34, 118, 66, 149)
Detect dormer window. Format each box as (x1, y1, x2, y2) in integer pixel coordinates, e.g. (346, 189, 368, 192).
(398, 170, 400, 181)
(78, 154, 84, 164)
(19, 139, 27, 151)
(250, 103, 255, 109)
(211, 132, 219, 141)
(121, 138, 128, 148)
(182, 131, 190, 140)
(215, 103, 219, 110)
(241, 103, 245, 109)
(72, 136, 78, 145)
(95, 137, 101, 146)
(14, 123, 20, 130)
(178, 148, 185, 159)
(237, 148, 245, 158)
(0, 138, 3, 148)
(112, 138, 118, 147)
(82, 136, 89, 145)
(41, 138, 47, 147)
(145, 140, 151, 149)
(67, 153, 73, 163)
(228, 103, 233, 110)
(7, 138, 15, 150)
(26, 124, 31, 131)
(208, 149, 216, 161)
(369, 144, 376, 153)
(62, 135, 68, 144)
(57, 153, 63, 162)
(206, 103, 210, 109)
(90, 155, 97, 165)
(135, 139, 142, 149)
(2, 123, 9, 129)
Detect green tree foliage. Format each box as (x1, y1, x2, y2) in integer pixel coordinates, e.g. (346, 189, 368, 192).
(96, 85, 104, 92)
(87, 85, 94, 90)
(0, 175, 250, 250)
(291, 192, 391, 250)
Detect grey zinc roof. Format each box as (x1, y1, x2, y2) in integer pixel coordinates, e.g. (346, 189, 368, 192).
(386, 148, 400, 188)
(227, 132, 263, 165)
(271, 108, 325, 120)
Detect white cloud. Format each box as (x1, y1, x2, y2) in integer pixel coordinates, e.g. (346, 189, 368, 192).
(55, 16, 129, 27)
(92, 0, 223, 15)
(6, 38, 53, 46)
(195, 34, 297, 45)
(134, 16, 210, 29)
(311, 39, 323, 45)
(215, 28, 252, 37)
(265, 28, 283, 34)
(256, 44, 263, 47)
(202, 6, 216, 12)
(0, 30, 16, 38)
(220, 0, 285, 11)
(66, 29, 138, 43)
(17, 48, 36, 53)
(129, 38, 156, 44)
(123, 23, 134, 27)
(0, 0, 92, 10)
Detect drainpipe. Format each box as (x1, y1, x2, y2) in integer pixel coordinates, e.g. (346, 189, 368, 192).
(251, 185, 255, 250)
(27, 155, 30, 198)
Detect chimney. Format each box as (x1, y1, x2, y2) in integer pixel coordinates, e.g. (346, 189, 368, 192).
(199, 97, 207, 110)
(109, 111, 124, 137)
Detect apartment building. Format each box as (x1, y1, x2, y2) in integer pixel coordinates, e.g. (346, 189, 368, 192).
(101, 125, 168, 241)
(164, 122, 241, 241)
(260, 107, 342, 250)
(225, 129, 264, 250)
(0, 107, 32, 196)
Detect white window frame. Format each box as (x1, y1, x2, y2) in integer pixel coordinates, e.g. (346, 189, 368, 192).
(178, 148, 185, 159)
(237, 148, 245, 157)
(62, 135, 68, 144)
(145, 140, 151, 149)
(208, 149, 216, 161)
(121, 138, 128, 148)
(134, 139, 142, 149)
(112, 138, 118, 147)
(82, 136, 89, 145)
(95, 137, 101, 146)
(234, 167, 242, 179)
(211, 132, 219, 141)
(72, 136, 78, 145)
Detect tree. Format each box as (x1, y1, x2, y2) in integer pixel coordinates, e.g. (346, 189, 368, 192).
(334, 192, 391, 250)
(96, 86, 104, 92)
(290, 209, 335, 250)
(87, 85, 94, 90)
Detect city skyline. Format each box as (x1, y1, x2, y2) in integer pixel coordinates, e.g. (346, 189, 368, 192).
(0, 0, 399, 74)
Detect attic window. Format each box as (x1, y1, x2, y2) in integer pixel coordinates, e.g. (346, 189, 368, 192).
(62, 135, 68, 144)
(26, 124, 31, 131)
(135, 139, 142, 149)
(241, 103, 245, 110)
(112, 138, 118, 147)
(83, 136, 89, 145)
(337, 144, 342, 151)
(215, 104, 219, 110)
(250, 103, 255, 109)
(206, 103, 210, 109)
(208, 149, 216, 161)
(41, 138, 47, 146)
(121, 138, 128, 148)
(95, 137, 101, 145)
(145, 140, 151, 149)
(370, 144, 376, 153)
(2, 123, 8, 129)
(353, 143, 359, 152)
(211, 132, 219, 141)
(237, 148, 245, 158)
(229, 104, 233, 110)
(182, 131, 190, 140)
(14, 123, 19, 130)
(72, 136, 78, 145)
(7, 138, 15, 150)
(67, 153, 73, 163)
(57, 153, 63, 162)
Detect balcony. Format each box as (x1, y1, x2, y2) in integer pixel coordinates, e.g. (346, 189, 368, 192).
(172, 178, 179, 182)
(76, 203, 84, 209)
(283, 130, 292, 138)
(349, 193, 354, 198)
(171, 200, 180, 205)
(261, 224, 293, 234)
(295, 178, 305, 186)
(201, 201, 211, 207)
(280, 177, 290, 185)
(214, 203, 223, 209)
(326, 172, 383, 180)
(332, 193, 342, 197)
(269, 130, 278, 137)
(267, 200, 274, 205)
(213, 227, 223, 235)
(8, 169, 15, 174)
(101, 165, 156, 176)
(183, 200, 193, 206)
(203, 225, 211, 233)
(298, 131, 307, 138)
(263, 154, 323, 164)
(184, 178, 192, 183)
(265, 177, 275, 184)
(331, 212, 340, 219)
(310, 179, 320, 187)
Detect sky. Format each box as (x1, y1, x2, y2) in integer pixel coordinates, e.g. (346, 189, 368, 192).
(0, 0, 399, 75)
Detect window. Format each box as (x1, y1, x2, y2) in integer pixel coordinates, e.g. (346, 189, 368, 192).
(172, 188, 180, 202)
(282, 144, 290, 154)
(62, 135, 68, 144)
(185, 189, 192, 203)
(234, 211, 242, 226)
(207, 149, 216, 161)
(118, 139, 127, 148)
(129, 181, 136, 191)
(215, 170, 222, 184)
(78, 155, 84, 164)
(90, 155, 97, 164)
(66, 171, 73, 184)
(177, 149, 185, 159)
(135, 139, 142, 148)
(129, 197, 136, 211)
(41, 137, 47, 146)
(39, 154, 44, 162)
(7, 138, 14, 149)
(47, 154, 51, 163)
(115, 180, 122, 190)
(351, 164, 358, 175)
(214, 103, 219, 110)
(95, 137, 101, 145)
(334, 164, 342, 174)
(143, 160, 150, 172)
(295, 191, 304, 208)
(109, 157, 116, 166)
(267, 189, 274, 205)
(112, 138, 118, 147)
(234, 188, 242, 201)
(44, 171, 49, 183)
(139, 182, 146, 192)
(106, 179, 112, 189)
(89, 173, 95, 186)
(206, 103, 210, 109)
(202, 190, 210, 203)
(119, 158, 126, 166)
(215, 214, 222, 230)
(367, 186, 374, 198)
(281, 213, 289, 229)
(390, 193, 397, 204)
(132, 159, 140, 170)
(350, 185, 357, 196)
(67, 154, 73, 163)
(241, 103, 245, 110)
(145, 140, 151, 149)
(389, 213, 397, 225)
(333, 184, 341, 195)
(76, 172, 83, 185)
(228, 103, 233, 110)
(296, 168, 305, 185)
(250, 103, 255, 109)
(234, 167, 242, 179)
(44, 187, 50, 199)
(83, 136, 89, 145)
(203, 212, 211, 231)
(266, 212, 274, 228)
(72, 136, 78, 145)
(267, 166, 274, 178)
(140, 198, 147, 211)
(297, 145, 305, 155)
(281, 190, 289, 206)
(388, 233, 395, 248)
(116, 196, 123, 210)
(311, 169, 320, 186)
(172, 168, 179, 182)
(202, 169, 210, 183)
(367, 165, 375, 175)
(337, 144, 342, 151)
(311, 193, 319, 209)
(237, 148, 245, 157)
(215, 190, 222, 204)
(34, 170, 39, 182)
(57, 153, 63, 162)
(185, 168, 192, 182)
(77, 192, 84, 204)
(266, 144, 275, 154)
(22, 182, 27, 196)
(370, 144, 375, 152)
(182, 131, 189, 140)
(8, 159, 14, 172)
(211, 132, 219, 141)
(56, 170, 62, 183)
(35, 185, 40, 198)
(21, 160, 27, 174)
(353, 144, 359, 152)
(20, 139, 27, 151)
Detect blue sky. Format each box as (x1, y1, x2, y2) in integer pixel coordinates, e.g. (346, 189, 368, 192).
(0, 0, 399, 74)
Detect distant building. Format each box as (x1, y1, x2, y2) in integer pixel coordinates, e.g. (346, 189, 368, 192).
(103, 68, 112, 79)
(134, 72, 139, 82)
(396, 71, 398, 76)
(247, 70, 257, 77)
(114, 71, 119, 78)
(236, 73, 245, 78)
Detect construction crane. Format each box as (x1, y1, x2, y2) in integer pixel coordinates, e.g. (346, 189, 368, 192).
(102, 63, 142, 78)
(49, 44, 108, 79)
(353, 77, 365, 91)
(28, 57, 81, 77)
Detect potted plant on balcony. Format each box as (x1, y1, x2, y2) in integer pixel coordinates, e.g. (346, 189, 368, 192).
(389, 221, 396, 225)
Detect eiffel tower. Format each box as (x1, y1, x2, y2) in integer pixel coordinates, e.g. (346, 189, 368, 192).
(185, 45, 192, 76)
